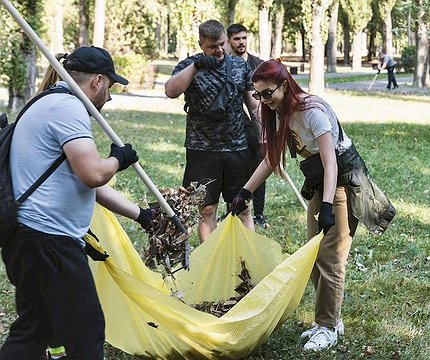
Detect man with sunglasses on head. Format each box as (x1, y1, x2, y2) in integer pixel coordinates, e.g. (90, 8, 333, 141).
(165, 19, 259, 243)
(227, 23, 269, 230)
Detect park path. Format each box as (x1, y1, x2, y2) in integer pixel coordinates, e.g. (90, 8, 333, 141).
(1, 69, 429, 124)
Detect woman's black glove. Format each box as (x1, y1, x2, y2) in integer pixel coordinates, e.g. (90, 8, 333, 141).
(109, 143, 138, 171)
(194, 56, 222, 70)
(135, 207, 156, 231)
(318, 202, 335, 235)
(230, 188, 252, 215)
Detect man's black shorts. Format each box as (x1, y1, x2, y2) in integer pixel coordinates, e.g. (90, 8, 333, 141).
(182, 149, 251, 205)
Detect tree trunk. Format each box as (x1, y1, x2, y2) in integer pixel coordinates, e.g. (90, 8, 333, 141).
(79, 0, 89, 46)
(326, 1, 338, 72)
(351, 30, 362, 71)
(367, 27, 376, 61)
(301, 28, 306, 61)
(93, 0, 106, 47)
(408, 9, 414, 46)
(343, 19, 351, 65)
(54, 0, 64, 53)
(259, 4, 271, 59)
(415, 22, 430, 87)
(271, 3, 285, 58)
(8, 46, 36, 112)
(309, 3, 327, 95)
(228, 0, 237, 25)
(383, 5, 393, 55)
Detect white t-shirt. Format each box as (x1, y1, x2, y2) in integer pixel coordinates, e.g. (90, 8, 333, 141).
(289, 95, 351, 159)
(10, 82, 95, 246)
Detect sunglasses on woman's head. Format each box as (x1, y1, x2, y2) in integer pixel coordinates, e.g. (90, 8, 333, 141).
(252, 82, 284, 101)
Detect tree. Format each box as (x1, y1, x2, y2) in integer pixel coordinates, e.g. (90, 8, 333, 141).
(340, 0, 372, 71)
(228, 0, 238, 24)
(338, 5, 351, 65)
(93, 0, 105, 47)
(378, 0, 397, 55)
(284, 0, 307, 60)
(0, 0, 42, 111)
(414, 0, 429, 87)
(365, 0, 379, 61)
(168, 0, 222, 59)
(258, 0, 272, 59)
(271, 0, 285, 58)
(326, 0, 339, 72)
(79, 0, 90, 46)
(303, 0, 332, 94)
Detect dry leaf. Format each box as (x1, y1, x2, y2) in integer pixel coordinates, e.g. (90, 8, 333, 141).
(144, 180, 213, 273)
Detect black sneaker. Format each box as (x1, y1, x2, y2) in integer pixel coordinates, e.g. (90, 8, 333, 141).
(253, 214, 269, 229)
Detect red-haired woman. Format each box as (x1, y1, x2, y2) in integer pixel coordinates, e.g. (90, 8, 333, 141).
(231, 59, 395, 352)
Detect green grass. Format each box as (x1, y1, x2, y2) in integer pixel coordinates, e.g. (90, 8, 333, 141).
(1, 94, 430, 359)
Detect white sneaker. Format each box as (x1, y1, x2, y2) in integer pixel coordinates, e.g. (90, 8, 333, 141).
(300, 319, 344, 339)
(300, 322, 318, 339)
(303, 320, 344, 352)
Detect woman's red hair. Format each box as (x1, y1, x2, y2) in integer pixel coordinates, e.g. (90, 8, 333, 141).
(252, 59, 309, 173)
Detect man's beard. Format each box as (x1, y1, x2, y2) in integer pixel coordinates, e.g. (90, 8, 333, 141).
(234, 46, 246, 56)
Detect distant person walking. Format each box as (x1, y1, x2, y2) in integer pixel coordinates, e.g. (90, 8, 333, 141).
(227, 23, 268, 229)
(378, 52, 398, 90)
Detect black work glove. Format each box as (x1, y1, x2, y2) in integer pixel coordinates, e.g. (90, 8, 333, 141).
(318, 202, 335, 235)
(194, 56, 222, 70)
(135, 207, 156, 231)
(109, 143, 138, 171)
(230, 188, 252, 216)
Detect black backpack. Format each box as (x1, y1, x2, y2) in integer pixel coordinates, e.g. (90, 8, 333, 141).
(0, 87, 71, 247)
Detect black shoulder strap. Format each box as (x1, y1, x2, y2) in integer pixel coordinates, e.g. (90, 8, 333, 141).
(15, 86, 72, 206)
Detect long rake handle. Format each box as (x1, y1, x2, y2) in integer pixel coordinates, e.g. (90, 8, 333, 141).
(0, 0, 188, 246)
(279, 164, 308, 212)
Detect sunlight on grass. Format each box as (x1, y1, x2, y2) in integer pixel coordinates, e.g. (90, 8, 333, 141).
(2, 90, 430, 360)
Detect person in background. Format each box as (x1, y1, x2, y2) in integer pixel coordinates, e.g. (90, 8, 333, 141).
(227, 23, 269, 229)
(165, 20, 259, 243)
(231, 59, 395, 352)
(378, 51, 398, 90)
(0, 46, 154, 360)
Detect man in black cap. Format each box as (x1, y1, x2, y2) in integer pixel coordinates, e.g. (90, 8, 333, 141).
(0, 46, 153, 360)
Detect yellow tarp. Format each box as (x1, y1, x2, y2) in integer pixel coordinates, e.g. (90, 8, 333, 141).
(89, 204, 322, 359)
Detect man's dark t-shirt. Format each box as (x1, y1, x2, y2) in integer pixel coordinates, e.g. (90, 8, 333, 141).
(247, 53, 263, 72)
(172, 54, 253, 152)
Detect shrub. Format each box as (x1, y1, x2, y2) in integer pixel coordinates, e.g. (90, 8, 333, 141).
(401, 46, 416, 73)
(111, 53, 157, 92)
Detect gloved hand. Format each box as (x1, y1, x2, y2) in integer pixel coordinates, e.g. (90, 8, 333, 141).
(85, 242, 109, 261)
(318, 202, 335, 235)
(230, 188, 252, 215)
(135, 207, 156, 231)
(194, 56, 222, 70)
(109, 143, 138, 171)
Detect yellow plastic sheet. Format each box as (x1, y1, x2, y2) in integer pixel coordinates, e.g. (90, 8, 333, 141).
(89, 205, 322, 359)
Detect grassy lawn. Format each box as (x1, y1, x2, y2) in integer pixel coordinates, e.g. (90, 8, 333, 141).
(1, 89, 430, 359)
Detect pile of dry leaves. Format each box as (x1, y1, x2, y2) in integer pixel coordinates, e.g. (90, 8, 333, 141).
(190, 260, 254, 317)
(144, 180, 213, 273)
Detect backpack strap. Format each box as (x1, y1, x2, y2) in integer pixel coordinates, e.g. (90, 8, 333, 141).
(14, 86, 72, 206)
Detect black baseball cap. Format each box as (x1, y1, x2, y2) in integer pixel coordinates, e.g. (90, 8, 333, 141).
(64, 46, 128, 85)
